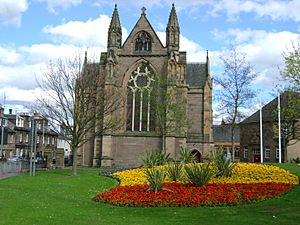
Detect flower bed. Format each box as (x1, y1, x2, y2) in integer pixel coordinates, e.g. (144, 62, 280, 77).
(95, 182, 294, 207)
(111, 163, 299, 186)
(96, 163, 299, 207)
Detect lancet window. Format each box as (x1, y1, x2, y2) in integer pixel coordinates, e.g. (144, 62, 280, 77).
(135, 32, 152, 51)
(126, 64, 156, 131)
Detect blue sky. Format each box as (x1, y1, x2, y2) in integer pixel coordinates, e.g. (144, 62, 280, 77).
(0, 0, 299, 122)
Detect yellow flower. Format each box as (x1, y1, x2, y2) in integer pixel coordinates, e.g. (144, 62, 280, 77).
(112, 163, 299, 186)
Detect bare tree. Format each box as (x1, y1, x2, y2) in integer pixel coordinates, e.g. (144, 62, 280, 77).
(214, 47, 258, 160)
(35, 53, 123, 176)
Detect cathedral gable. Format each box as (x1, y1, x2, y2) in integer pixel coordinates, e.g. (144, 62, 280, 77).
(121, 9, 166, 55)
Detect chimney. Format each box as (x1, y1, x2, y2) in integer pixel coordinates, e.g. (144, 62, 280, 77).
(0, 105, 3, 116)
(9, 109, 12, 114)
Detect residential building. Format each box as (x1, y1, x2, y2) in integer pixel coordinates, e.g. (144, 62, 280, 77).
(0, 108, 64, 167)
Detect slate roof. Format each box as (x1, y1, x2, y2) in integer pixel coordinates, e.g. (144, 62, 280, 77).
(241, 92, 300, 124)
(185, 63, 207, 87)
(213, 124, 240, 142)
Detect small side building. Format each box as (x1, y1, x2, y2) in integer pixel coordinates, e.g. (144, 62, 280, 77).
(213, 121, 240, 160)
(240, 93, 300, 163)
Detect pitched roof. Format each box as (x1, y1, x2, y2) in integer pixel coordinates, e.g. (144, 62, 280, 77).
(122, 9, 164, 49)
(185, 63, 208, 87)
(213, 124, 240, 142)
(241, 92, 300, 124)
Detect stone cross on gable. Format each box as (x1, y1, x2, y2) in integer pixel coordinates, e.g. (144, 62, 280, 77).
(141, 7, 146, 15)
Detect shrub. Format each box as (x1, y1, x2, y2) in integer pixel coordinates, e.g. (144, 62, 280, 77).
(184, 162, 216, 186)
(210, 148, 236, 177)
(178, 147, 195, 164)
(292, 157, 300, 164)
(165, 162, 183, 182)
(142, 150, 170, 167)
(145, 167, 166, 192)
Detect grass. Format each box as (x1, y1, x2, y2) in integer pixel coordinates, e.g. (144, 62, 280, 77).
(0, 164, 299, 225)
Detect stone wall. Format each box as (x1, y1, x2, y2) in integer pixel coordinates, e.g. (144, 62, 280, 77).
(102, 135, 162, 167)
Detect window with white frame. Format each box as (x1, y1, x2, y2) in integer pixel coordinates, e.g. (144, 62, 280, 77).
(126, 63, 156, 131)
(52, 137, 55, 145)
(37, 135, 40, 144)
(19, 133, 23, 143)
(25, 134, 29, 143)
(16, 116, 24, 127)
(253, 148, 260, 155)
(265, 146, 270, 158)
(47, 137, 50, 145)
(244, 147, 248, 158)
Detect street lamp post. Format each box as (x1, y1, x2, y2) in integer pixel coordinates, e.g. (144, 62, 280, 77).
(0, 116, 8, 159)
(29, 118, 37, 176)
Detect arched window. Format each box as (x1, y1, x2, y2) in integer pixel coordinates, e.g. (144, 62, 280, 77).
(127, 63, 155, 131)
(135, 32, 152, 51)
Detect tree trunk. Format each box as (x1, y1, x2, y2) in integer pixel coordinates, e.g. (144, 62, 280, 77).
(162, 133, 166, 153)
(231, 124, 235, 161)
(72, 147, 78, 176)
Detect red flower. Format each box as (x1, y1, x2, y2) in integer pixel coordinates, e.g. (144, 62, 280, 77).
(95, 183, 294, 207)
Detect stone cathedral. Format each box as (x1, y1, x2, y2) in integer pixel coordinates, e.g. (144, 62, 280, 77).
(80, 4, 213, 167)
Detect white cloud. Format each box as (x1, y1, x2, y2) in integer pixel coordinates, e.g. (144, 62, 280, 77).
(93, 0, 163, 9)
(0, 87, 42, 102)
(34, 0, 82, 13)
(0, 0, 28, 27)
(157, 32, 206, 62)
(210, 0, 300, 22)
(0, 46, 23, 65)
(94, 0, 300, 22)
(0, 44, 92, 91)
(211, 28, 300, 96)
(19, 43, 85, 64)
(42, 15, 129, 48)
(0, 63, 45, 90)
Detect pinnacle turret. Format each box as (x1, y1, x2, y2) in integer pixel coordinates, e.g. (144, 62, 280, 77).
(166, 3, 180, 52)
(206, 50, 210, 75)
(167, 3, 179, 29)
(108, 4, 122, 48)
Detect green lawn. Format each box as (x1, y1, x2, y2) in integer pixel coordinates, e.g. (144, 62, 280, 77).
(0, 164, 300, 225)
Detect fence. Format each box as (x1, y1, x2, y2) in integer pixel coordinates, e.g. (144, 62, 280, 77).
(0, 160, 47, 175)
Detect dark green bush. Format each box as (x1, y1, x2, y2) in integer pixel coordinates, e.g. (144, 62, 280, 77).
(145, 167, 166, 192)
(166, 162, 183, 182)
(184, 162, 216, 186)
(142, 150, 170, 167)
(210, 148, 236, 177)
(178, 147, 195, 164)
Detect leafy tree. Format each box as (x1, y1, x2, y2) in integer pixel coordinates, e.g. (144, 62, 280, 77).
(35, 53, 123, 175)
(214, 47, 258, 160)
(281, 41, 300, 92)
(152, 76, 190, 153)
(278, 42, 300, 161)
